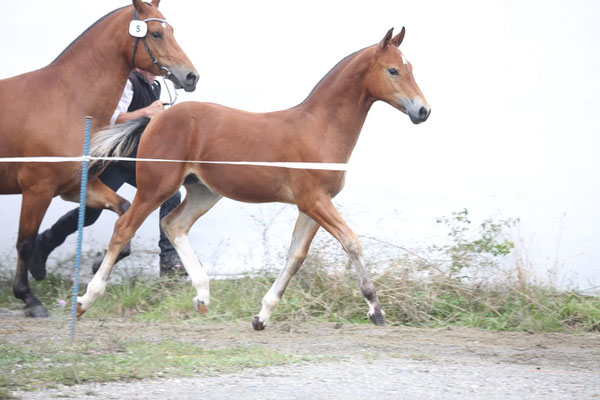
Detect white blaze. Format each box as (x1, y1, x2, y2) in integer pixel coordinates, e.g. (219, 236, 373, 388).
(401, 53, 408, 65)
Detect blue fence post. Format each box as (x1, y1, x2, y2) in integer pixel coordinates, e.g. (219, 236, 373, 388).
(70, 116, 92, 341)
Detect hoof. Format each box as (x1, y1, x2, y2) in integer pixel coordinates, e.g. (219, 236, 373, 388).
(76, 302, 86, 317)
(194, 300, 208, 316)
(369, 312, 386, 326)
(252, 316, 265, 331)
(25, 304, 48, 318)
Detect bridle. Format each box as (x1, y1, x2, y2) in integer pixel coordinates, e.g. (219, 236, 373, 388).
(130, 9, 172, 78)
(130, 9, 178, 105)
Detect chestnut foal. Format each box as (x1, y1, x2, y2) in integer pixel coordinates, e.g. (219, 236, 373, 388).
(81, 27, 429, 330)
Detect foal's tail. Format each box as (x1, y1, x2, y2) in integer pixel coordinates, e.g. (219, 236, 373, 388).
(89, 117, 151, 175)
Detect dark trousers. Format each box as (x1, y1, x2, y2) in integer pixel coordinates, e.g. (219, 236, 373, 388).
(39, 160, 180, 257)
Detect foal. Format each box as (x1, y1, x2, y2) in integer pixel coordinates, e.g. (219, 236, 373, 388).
(80, 27, 430, 329)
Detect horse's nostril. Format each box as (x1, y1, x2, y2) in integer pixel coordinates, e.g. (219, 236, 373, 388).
(419, 106, 429, 119)
(186, 72, 198, 84)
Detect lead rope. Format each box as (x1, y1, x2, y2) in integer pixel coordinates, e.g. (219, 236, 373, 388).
(160, 75, 178, 106)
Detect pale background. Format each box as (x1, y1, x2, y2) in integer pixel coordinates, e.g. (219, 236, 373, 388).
(0, 0, 598, 290)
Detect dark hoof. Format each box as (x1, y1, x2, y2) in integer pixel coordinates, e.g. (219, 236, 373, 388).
(25, 304, 49, 318)
(369, 312, 386, 326)
(252, 316, 265, 331)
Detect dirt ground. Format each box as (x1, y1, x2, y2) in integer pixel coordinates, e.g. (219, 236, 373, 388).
(2, 313, 600, 399)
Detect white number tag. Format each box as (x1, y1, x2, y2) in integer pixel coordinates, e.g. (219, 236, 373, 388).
(129, 20, 148, 38)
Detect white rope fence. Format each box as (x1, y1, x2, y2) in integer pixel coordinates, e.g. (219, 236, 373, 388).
(0, 156, 350, 171)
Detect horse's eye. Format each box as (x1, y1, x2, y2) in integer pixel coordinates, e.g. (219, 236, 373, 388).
(151, 31, 162, 39)
(388, 68, 399, 76)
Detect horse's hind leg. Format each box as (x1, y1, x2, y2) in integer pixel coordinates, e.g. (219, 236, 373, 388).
(160, 180, 222, 314)
(253, 212, 320, 331)
(14, 189, 53, 317)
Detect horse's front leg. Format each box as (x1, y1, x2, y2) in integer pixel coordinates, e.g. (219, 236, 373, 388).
(76, 194, 157, 316)
(15, 189, 54, 317)
(302, 195, 386, 326)
(253, 212, 320, 331)
(84, 178, 132, 273)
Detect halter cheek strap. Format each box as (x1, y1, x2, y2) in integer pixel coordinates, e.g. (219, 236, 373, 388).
(130, 10, 172, 79)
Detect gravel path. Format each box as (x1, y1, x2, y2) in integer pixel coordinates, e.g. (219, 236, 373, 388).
(15, 356, 599, 400)
(5, 318, 599, 400)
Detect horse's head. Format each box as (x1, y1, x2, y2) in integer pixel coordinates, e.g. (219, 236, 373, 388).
(365, 27, 430, 124)
(129, 0, 198, 92)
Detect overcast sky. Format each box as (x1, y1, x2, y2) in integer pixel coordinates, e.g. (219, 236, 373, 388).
(1, 0, 599, 289)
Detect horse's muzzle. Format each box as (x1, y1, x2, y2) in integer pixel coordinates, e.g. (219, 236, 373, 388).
(402, 98, 431, 125)
(410, 105, 431, 124)
(169, 67, 199, 92)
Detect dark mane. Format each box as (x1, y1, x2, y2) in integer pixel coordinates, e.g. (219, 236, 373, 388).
(51, 5, 129, 64)
(299, 46, 369, 105)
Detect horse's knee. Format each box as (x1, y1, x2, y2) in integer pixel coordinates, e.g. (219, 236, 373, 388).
(16, 236, 35, 264)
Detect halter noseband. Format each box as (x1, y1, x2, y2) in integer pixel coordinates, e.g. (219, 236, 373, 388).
(130, 9, 172, 79)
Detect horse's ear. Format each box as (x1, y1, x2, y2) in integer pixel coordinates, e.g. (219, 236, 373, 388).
(391, 27, 406, 48)
(151, 0, 161, 8)
(132, 0, 147, 14)
(379, 28, 395, 49)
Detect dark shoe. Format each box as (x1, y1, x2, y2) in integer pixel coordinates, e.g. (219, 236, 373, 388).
(29, 235, 53, 281)
(160, 252, 185, 277)
(91, 242, 131, 275)
(91, 252, 105, 275)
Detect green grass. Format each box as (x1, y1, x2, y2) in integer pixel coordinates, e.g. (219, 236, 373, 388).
(0, 339, 314, 391)
(1, 267, 598, 332)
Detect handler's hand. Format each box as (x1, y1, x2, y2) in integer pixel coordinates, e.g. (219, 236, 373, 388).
(143, 100, 165, 118)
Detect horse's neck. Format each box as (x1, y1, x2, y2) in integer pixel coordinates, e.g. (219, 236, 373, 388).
(47, 12, 131, 127)
(299, 49, 374, 161)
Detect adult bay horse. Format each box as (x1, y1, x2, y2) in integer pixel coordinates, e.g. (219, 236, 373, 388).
(81, 27, 430, 329)
(0, 0, 198, 317)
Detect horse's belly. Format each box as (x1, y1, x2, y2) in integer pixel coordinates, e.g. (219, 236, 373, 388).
(195, 165, 294, 204)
